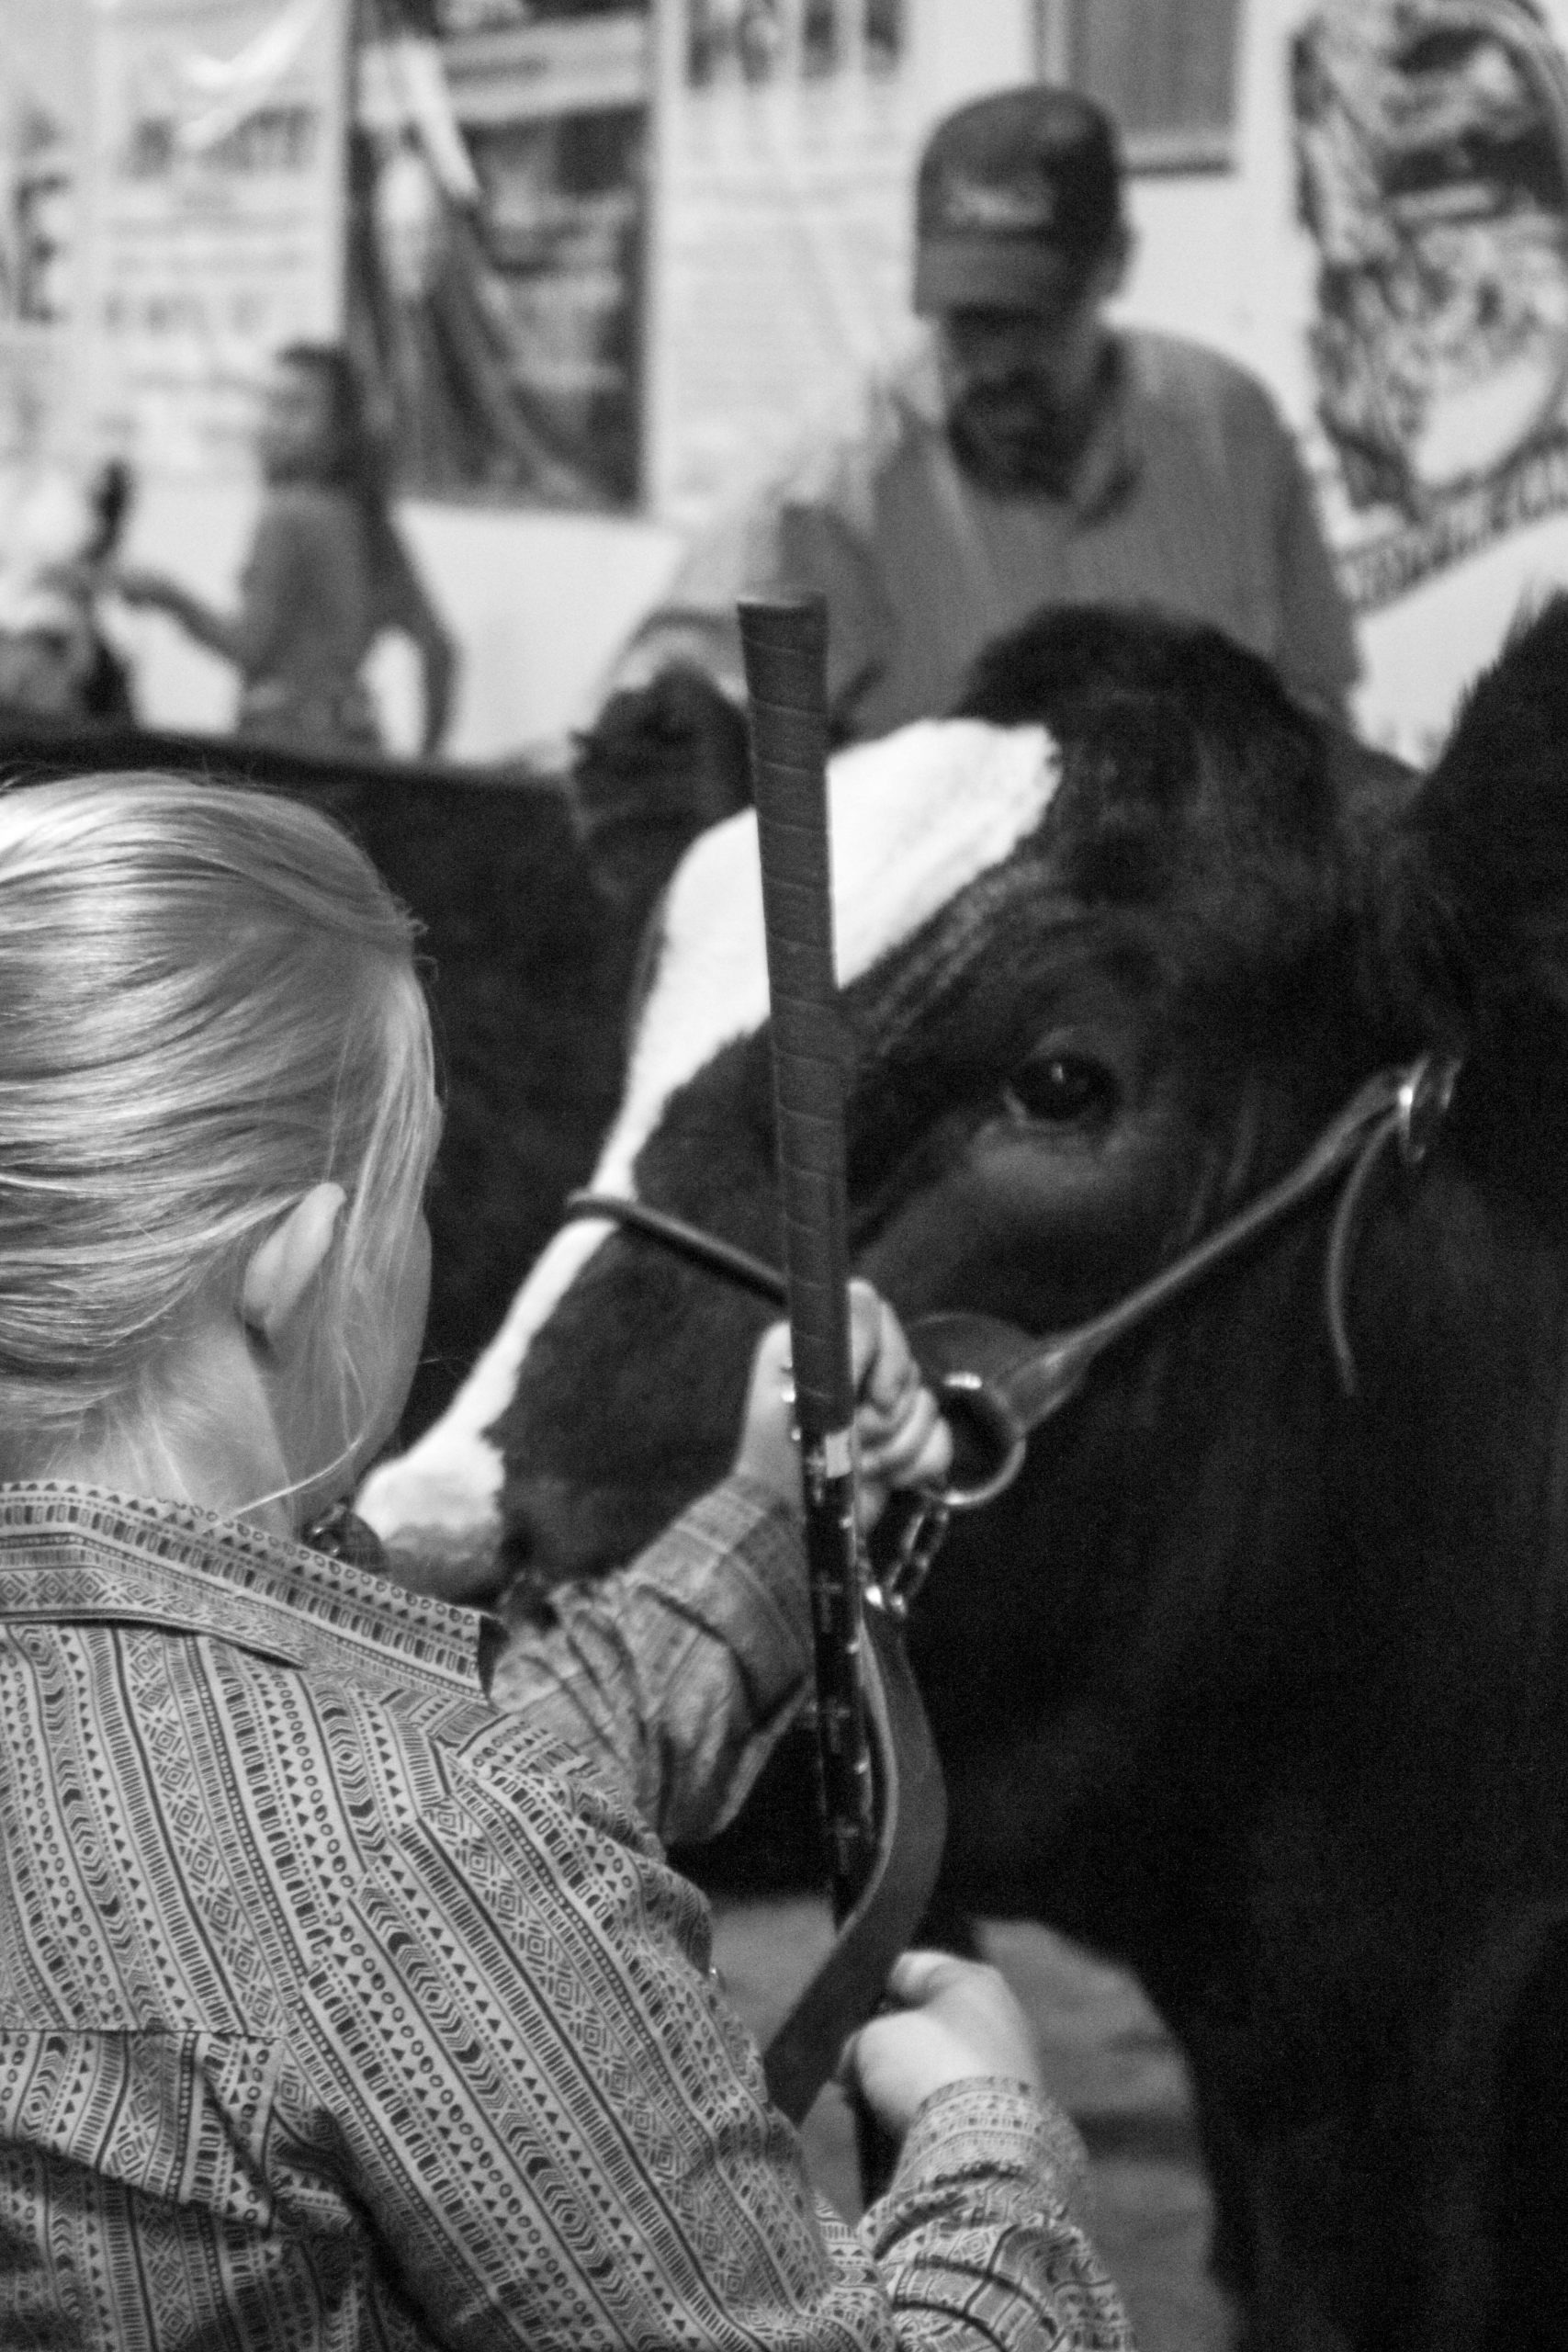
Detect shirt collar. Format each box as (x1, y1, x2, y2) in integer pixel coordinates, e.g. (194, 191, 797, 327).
(0, 1483, 497, 1700)
(899, 324, 1141, 522)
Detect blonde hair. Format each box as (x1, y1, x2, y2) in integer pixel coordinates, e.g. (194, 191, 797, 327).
(0, 772, 440, 1486)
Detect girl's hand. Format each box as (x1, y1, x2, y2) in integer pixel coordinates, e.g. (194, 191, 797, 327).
(731, 1281, 952, 1526)
(840, 1950, 1045, 2143)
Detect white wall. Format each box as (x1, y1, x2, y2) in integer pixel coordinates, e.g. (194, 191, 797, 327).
(379, 501, 684, 758)
(907, 0, 1035, 121)
(1117, 174, 1253, 367)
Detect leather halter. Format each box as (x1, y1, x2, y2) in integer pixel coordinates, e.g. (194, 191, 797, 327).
(561, 1050, 1461, 1511)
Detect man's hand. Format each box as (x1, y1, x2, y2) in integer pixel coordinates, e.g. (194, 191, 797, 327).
(731, 1280, 951, 1525)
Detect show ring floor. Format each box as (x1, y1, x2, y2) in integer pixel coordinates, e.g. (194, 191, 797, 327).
(711, 1898, 1236, 2352)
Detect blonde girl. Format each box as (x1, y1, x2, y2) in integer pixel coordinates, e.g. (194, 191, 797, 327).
(0, 772, 1127, 2352)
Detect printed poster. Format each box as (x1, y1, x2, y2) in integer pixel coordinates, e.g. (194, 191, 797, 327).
(1290, 0, 1568, 607)
(353, 3, 651, 508)
(84, 0, 349, 481)
(0, 0, 89, 466)
(1238, 0, 1568, 750)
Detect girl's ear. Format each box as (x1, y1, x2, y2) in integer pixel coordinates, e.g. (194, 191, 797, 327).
(242, 1183, 347, 1351)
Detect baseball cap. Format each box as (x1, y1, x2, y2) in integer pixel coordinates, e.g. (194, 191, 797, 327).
(913, 85, 1124, 317)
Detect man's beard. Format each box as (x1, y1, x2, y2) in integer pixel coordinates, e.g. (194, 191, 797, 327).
(945, 365, 1108, 496)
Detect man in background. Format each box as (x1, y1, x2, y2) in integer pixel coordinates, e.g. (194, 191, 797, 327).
(599, 82, 1359, 747)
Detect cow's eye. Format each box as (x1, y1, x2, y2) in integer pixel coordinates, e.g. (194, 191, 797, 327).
(1002, 1052, 1119, 1127)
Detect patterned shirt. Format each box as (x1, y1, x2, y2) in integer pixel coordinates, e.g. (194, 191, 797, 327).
(611, 326, 1359, 733)
(0, 1477, 1133, 2350)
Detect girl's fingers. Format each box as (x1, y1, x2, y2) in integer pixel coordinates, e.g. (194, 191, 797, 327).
(849, 1284, 915, 1404)
(847, 1284, 952, 1494)
(859, 1383, 951, 1481)
(885, 1949, 964, 2004)
(865, 1307, 914, 1413)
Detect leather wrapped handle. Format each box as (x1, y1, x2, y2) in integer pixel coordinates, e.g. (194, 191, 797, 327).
(739, 594, 852, 1434)
(739, 593, 876, 1918)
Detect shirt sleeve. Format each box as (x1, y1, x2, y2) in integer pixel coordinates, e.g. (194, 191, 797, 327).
(867, 2081, 1134, 2352)
(603, 492, 771, 704)
(601, 395, 899, 738)
(277, 1698, 1134, 2352)
(231, 502, 304, 678)
(489, 1475, 811, 1848)
(1269, 420, 1361, 718)
(775, 492, 898, 735)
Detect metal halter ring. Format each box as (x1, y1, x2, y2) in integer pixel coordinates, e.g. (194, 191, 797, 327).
(1396, 1052, 1461, 1167)
(927, 1368, 1029, 1510)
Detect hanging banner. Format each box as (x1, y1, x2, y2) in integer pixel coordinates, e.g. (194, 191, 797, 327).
(1239, 0, 1568, 752)
(84, 0, 349, 481)
(0, 2, 87, 467)
(352, 4, 651, 509)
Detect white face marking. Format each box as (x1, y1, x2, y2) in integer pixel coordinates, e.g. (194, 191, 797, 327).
(357, 718, 1060, 1553)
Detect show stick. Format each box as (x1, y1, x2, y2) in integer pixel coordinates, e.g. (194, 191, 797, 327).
(739, 593, 946, 2199)
(739, 593, 875, 1918)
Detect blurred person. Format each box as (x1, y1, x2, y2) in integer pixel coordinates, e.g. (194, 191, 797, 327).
(0, 576, 96, 718)
(0, 458, 136, 723)
(604, 84, 1359, 746)
(0, 767, 1134, 2350)
(114, 343, 457, 756)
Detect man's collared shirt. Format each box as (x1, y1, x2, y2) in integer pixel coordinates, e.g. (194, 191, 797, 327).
(0, 1478, 1131, 2350)
(613, 325, 1360, 738)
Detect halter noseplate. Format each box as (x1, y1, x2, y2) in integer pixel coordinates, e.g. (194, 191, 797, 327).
(560, 1051, 1462, 1514)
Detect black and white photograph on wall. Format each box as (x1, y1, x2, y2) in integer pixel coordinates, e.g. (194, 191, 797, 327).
(685, 0, 903, 87)
(1292, 0, 1568, 607)
(351, 0, 649, 505)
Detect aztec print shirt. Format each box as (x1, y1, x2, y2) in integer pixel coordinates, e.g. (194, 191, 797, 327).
(609, 324, 1360, 736)
(0, 1477, 1133, 2352)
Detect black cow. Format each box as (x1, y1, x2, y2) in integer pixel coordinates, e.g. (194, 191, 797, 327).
(365, 602, 1568, 2350)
